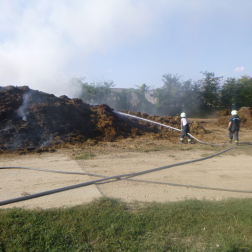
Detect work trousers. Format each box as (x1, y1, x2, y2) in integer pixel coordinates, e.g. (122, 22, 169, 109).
(180, 124, 191, 143)
(229, 129, 239, 143)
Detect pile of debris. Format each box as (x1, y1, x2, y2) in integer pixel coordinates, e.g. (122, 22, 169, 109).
(216, 108, 252, 128)
(0, 86, 206, 153)
(218, 109, 231, 116)
(126, 111, 206, 135)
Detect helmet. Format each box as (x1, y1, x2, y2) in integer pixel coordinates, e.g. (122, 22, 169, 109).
(180, 112, 186, 117)
(231, 110, 237, 115)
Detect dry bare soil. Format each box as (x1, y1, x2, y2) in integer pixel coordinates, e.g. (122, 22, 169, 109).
(1, 119, 252, 210)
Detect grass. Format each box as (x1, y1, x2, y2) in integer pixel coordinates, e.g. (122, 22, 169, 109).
(178, 145, 193, 151)
(135, 146, 173, 153)
(223, 145, 252, 156)
(193, 144, 224, 152)
(200, 153, 214, 158)
(138, 143, 226, 153)
(136, 145, 203, 153)
(1, 197, 252, 251)
(74, 152, 96, 160)
(143, 147, 163, 153)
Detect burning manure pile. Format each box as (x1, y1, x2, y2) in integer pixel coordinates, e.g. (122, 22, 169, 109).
(124, 111, 206, 137)
(0, 86, 206, 153)
(0, 86, 135, 152)
(216, 108, 252, 128)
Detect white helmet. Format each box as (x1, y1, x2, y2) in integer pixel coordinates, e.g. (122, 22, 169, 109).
(180, 112, 186, 118)
(231, 110, 237, 115)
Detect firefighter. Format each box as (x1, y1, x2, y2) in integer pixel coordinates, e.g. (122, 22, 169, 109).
(180, 112, 191, 144)
(228, 110, 241, 145)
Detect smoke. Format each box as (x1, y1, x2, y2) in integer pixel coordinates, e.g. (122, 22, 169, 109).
(40, 134, 53, 149)
(0, 0, 156, 97)
(1, 1, 251, 98)
(0, 125, 13, 133)
(16, 92, 32, 121)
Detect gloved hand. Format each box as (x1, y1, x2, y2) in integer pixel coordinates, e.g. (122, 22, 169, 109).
(181, 129, 182, 131)
(228, 127, 230, 131)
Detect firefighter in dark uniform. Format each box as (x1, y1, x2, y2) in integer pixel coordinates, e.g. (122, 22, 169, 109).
(228, 110, 241, 145)
(180, 112, 191, 144)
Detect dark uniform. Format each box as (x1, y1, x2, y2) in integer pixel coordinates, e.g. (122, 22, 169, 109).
(229, 115, 241, 145)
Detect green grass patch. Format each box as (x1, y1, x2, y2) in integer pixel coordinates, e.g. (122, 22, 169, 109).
(1, 197, 252, 251)
(143, 147, 162, 153)
(74, 152, 96, 160)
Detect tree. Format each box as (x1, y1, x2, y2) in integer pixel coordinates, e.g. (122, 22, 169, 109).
(220, 76, 252, 110)
(180, 80, 202, 117)
(238, 75, 252, 108)
(133, 83, 155, 114)
(220, 78, 240, 110)
(113, 89, 134, 111)
(78, 79, 115, 105)
(198, 71, 222, 112)
(154, 74, 182, 116)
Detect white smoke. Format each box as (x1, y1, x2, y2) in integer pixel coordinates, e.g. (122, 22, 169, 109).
(0, 1, 251, 96)
(16, 92, 32, 121)
(0, 0, 155, 97)
(0, 125, 13, 132)
(40, 134, 53, 149)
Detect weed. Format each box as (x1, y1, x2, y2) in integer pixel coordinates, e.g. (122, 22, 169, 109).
(178, 146, 193, 151)
(143, 147, 162, 153)
(74, 152, 95, 160)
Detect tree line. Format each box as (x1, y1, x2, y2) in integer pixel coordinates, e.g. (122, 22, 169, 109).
(75, 72, 252, 117)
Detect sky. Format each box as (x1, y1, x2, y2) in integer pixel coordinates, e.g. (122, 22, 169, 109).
(0, 0, 251, 98)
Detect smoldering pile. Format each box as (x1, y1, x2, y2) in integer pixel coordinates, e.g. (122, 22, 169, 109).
(124, 111, 206, 135)
(0, 86, 206, 153)
(216, 108, 252, 128)
(0, 86, 135, 153)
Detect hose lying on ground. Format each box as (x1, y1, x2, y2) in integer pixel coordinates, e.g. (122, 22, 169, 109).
(114, 111, 230, 146)
(1, 144, 252, 207)
(1, 111, 252, 206)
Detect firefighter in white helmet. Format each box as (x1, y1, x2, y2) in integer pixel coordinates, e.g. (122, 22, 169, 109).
(228, 110, 241, 145)
(180, 112, 191, 144)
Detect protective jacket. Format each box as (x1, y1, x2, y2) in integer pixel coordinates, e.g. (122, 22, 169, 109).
(229, 115, 241, 133)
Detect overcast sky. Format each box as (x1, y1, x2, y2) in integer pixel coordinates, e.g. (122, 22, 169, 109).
(0, 0, 251, 97)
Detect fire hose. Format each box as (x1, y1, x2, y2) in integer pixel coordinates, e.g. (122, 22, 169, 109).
(114, 111, 225, 145)
(1, 144, 252, 207)
(1, 112, 252, 206)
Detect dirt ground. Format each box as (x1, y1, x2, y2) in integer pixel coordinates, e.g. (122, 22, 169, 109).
(1, 119, 252, 209)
